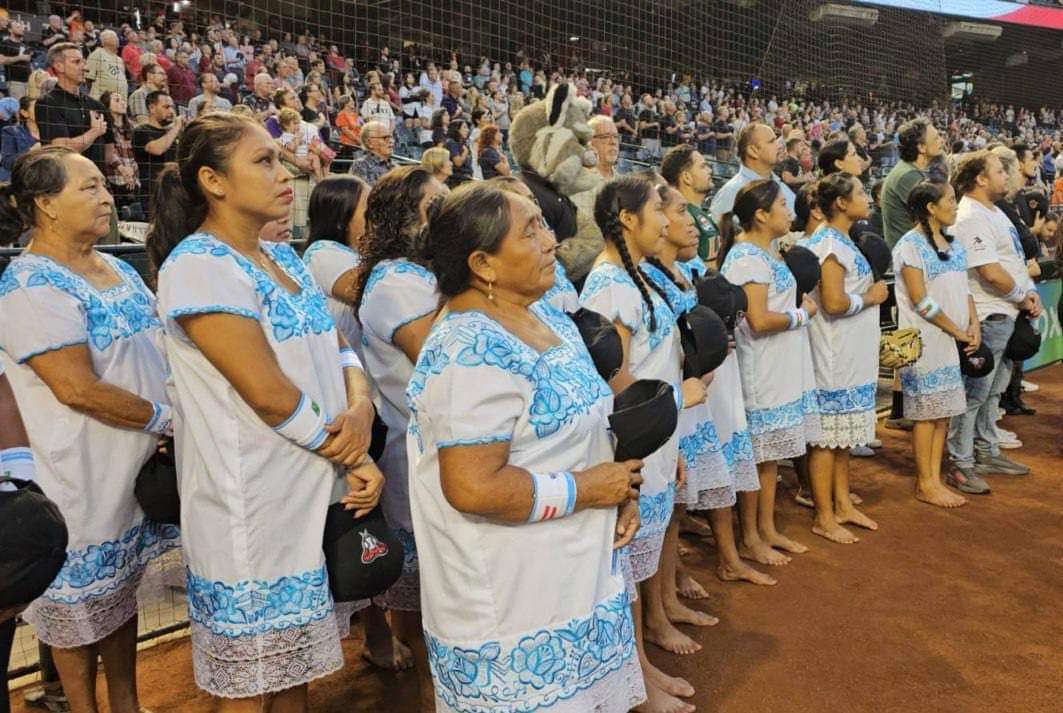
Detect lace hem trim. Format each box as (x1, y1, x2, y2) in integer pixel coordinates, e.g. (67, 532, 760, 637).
(751, 414, 822, 463)
(190, 616, 344, 698)
(25, 569, 142, 648)
(628, 531, 665, 582)
(904, 387, 967, 421)
(676, 448, 731, 507)
(733, 458, 760, 492)
(690, 485, 737, 511)
(808, 410, 876, 450)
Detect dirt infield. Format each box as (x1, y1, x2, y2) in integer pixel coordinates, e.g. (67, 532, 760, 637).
(11, 365, 1062, 713)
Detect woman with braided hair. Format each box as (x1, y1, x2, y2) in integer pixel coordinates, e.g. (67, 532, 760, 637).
(892, 180, 976, 508)
(580, 174, 703, 713)
(354, 165, 447, 712)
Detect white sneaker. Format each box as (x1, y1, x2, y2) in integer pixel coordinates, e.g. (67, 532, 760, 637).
(851, 445, 875, 457)
(868, 438, 882, 448)
(997, 408, 1006, 421)
(996, 427, 1023, 450)
(1021, 380, 1039, 393)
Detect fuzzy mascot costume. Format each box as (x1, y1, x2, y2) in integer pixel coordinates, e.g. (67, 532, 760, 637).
(509, 82, 606, 284)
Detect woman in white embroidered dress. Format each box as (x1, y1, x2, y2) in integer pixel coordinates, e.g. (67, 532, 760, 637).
(894, 181, 977, 509)
(0, 147, 178, 713)
(580, 175, 704, 713)
(149, 114, 382, 711)
(354, 165, 448, 712)
(406, 182, 645, 713)
(797, 173, 888, 543)
(720, 179, 821, 565)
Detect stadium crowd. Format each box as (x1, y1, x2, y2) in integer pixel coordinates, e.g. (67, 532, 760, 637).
(0, 6, 1058, 713)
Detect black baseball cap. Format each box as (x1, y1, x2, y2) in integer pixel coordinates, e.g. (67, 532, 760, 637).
(322, 504, 404, 603)
(609, 380, 679, 462)
(0, 478, 68, 609)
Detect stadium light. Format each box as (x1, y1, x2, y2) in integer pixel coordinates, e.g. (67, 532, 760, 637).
(809, 3, 879, 28)
(569, 36, 580, 42)
(941, 22, 1003, 42)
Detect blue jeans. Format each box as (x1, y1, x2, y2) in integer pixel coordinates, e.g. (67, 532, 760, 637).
(947, 314, 1014, 467)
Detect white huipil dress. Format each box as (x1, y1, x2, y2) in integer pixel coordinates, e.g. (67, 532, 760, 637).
(301, 238, 372, 625)
(721, 242, 822, 463)
(540, 259, 580, 313)
(893, 230, 970, 420)
(641, 260, 734, 511)
(406, 302, 645, 713)
(580, 262, 681, 582)
(797, 226, 880, 448)
(677, 258, 760, 493)
(358, 257, 438, 611)
(157, 234, 347, 697)
(0, 253, 180, 648)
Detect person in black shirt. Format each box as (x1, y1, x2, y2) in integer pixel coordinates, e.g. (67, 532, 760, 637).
(712, 110, 735, 161)
(39, 16, 68, 50)
(445, 119, 472, 187)
(0, 20, 32, 98)
(659, 104, 678, 148)
(34, 44, 110, 171)
(133, 91, 182, 209)
(613, 94, 637, 148)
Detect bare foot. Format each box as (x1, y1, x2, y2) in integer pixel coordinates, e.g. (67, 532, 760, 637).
(761, 530, 809, 554)
(677, 542, 691, 557)
(836, 506, 879, 531)
(717, 561, 777, 586)
(645, 661, 695, 698)
(676, 571, 709, 600)
(849, 491, 863, 505)
(361, 636, 414, 671)
(634, 680, 697, 713)
(916, 483, 967, 509)
(812, 520, 859, 544)
(738, 540, 791, 566)
(664, 600, 719, 627)
(645, 618, 702, 655)
(679, 514, 712, 538)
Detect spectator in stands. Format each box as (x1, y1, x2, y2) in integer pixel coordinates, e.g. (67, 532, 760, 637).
(637, 93, 661, 159)
(867, 179, 885, 237)
(0, 96, 37, 183)
(278, 108, 326, 181)
(0, 20, 32, 100)
(34, 44, 110, 172)
(133, 91, 182, 209)
(361, 81, 395, 128)
(128, 63, 168, 126)
(335, 95, 361, 158)
(881, 118, 942, 247)
(420, 146, 453, 184)
(99, 91, 140, 209)
(349, 119, 396, 185)
(817, 139, 864, 177)
(614, 93, 637, 147)
(947, 151, 1041, 493)
(419, 64, 444, 106)
(243, 71, 274, 120)
(588, 115, 621, 181)
(441, 80, 465, 121)
(266, 87, 301, 138)
(661, 144, 717, 262)
(120, 29, 143, 81)
(165, 49, 197, 107)
(476, 124, 509, 180)
(299, 84, 328, 135)
(187, 72, 233, 117)
(84, 30, 125, 101)
(445, 119, 473, 187)
(712, 108, 735, 162)
(779, 137, 813, 192)
(710, 123, 794, 223)
(39, 15, 67, 49)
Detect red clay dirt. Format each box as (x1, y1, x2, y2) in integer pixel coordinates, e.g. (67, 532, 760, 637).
(11, 365, 1063, 713)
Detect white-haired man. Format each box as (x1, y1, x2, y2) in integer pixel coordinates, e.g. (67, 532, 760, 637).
(85, 29, 126, 100)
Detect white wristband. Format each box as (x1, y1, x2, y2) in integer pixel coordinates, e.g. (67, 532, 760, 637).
(673, 382, 684, 411)
(1004, 283, 1029, 305)
(0, 447, 35, 490)
(143, 402, 174, 437)
(845, 293, 864, 316)
(274, 392, 330, 450)
(787, 307, 809, 330)
(528, 471, 577, 523)
(915, 295, 941, 320)
(340, 346, 362, 370)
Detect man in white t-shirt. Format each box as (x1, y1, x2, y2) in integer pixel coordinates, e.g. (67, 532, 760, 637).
(947, 151, 1043, 492)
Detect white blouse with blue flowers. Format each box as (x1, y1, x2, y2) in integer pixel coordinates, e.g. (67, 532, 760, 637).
(156, 233, 347, 698)
(406, 302, 644, 713)
(0, 251, 179, 648)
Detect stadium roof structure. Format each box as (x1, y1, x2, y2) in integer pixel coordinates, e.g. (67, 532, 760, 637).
(857, 1, 1063, 31)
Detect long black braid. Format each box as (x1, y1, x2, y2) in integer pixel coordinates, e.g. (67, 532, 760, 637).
(907, 180, 955, 262)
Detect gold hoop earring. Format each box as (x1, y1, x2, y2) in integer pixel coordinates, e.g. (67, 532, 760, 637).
(487, 280, 495, 302)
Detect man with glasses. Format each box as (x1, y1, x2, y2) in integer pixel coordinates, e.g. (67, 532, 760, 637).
(129, 63, 169, 125)
(349, 119, 395, 185)
(588, 115, 620, 181)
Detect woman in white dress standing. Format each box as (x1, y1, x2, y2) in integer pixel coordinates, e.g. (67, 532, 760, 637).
(354, 165, 448, 712)
(406, 182, 645, 713)
(580, 175, 704, 713)
(0, 147, 179, 713)
(894, 181, 976, 508)
(720, 179, 821, 565)
(149, 114, 383, 711)
(798, 173, 888, 544)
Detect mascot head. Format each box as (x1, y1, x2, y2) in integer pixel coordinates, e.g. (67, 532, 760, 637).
(510, 82, 600, 197)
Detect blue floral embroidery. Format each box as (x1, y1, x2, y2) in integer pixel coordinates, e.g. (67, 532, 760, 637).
(721, 242, 796, 294)
(801, 226, 872, 279)
(895, 231, 968, 281)
(426, 590, 635, 712)
(637, 483, 676, 541)
(901, 365, 963, 396)
(0, 253, 161, 355)
(46, 522, 180, 604)
(747, 390, 819, 435)
(407, 305, 611, 443)
(187, 565, 335, 637)
(301, 239, 359, 267)
(676, 258, 706, 284)
(679, 418, 723, 465)
(641, 261, 696, 317)
(721, 429, 754, 469)
(161, 234, 335, 342)
(580, 263, 676, 351)
(363, 258, 435, 303)
(540, 261, 579, 311)
(815, 383, 876, 415)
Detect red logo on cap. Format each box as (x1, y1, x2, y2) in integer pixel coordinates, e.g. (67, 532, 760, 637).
(359, 530, 389, 564)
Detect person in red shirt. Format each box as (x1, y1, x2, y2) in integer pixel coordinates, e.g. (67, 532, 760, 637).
(121, 30, 143, 82)
(166, 49, 197, 106)
(243, 49, 264, 88)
